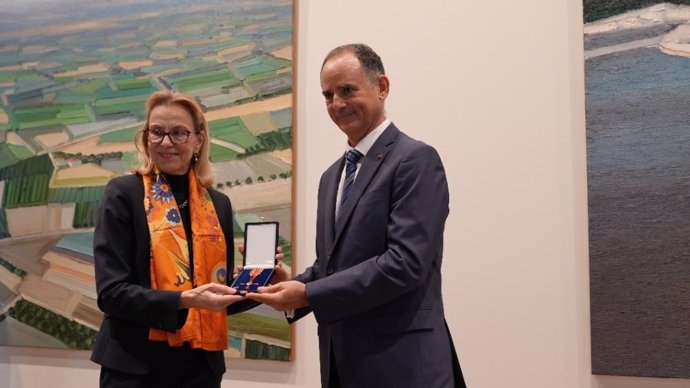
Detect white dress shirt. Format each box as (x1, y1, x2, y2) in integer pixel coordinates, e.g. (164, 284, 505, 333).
(335, 118, 391, 217)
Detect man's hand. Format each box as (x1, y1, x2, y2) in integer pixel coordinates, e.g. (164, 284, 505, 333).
(179, 283, 243, 311)
(245, 280, 309, 311)
(270, 259, 290, 285)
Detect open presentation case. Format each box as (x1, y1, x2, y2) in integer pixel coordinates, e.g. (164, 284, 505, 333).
(230, 221, 279, 293)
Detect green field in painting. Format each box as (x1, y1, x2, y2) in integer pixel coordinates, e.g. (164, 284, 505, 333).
(243, 112, 276, 134)
(174, 74, 240, 93)
(234, 55, 291, 78)
(13, 104, 93, 130)
(209, 143, 239, 162)
(228, 312, 290, 342)
(49, 186, 105, 203)
(112, 74, 153, 90)
(209, 117, 258, 148)
(122, 151, 140, 170)
(93, 102, 146, 118)
(10, 299, 97, 349)
(51, 176, 113, 188)
(0, 143, 33, 169)
(72, 79, 110, 94)
(164, 65, 242, 94)
(0, 155, 53, 208)
(99, 125, 140, 144)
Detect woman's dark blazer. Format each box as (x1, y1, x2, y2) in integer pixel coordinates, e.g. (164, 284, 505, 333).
(90, 174, 255, 375)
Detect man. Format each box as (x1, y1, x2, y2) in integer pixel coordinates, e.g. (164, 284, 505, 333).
(247, 43, 466, 388)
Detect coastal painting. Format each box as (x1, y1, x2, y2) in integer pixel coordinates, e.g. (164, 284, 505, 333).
(0, 0, 294, 361)
(585, 1, 690, 378)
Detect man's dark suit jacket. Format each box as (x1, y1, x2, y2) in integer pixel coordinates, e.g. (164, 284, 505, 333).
(292, 124, 466, 388)
(90, 174, 255, 376)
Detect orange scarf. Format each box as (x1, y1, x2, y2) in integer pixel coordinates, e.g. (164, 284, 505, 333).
(143, 170, 228, 351)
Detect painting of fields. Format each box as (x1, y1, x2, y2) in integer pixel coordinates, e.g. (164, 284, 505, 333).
(0, 0, 294, 361)
(585, 0, 690, 378)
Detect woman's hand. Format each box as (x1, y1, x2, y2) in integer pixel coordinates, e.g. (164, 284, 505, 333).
(179, 283, 243, 311)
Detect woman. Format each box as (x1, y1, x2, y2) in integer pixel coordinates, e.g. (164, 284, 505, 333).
(90, 91, 274, 387)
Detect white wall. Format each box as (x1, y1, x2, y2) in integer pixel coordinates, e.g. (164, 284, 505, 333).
(3, 0, 690, 387)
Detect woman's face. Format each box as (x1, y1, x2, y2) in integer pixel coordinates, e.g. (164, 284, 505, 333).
(147, 103, 203, 175)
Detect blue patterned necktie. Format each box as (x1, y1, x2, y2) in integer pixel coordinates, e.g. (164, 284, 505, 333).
(341, 149, 363, 206)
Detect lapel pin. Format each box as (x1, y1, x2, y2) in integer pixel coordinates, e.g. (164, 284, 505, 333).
(377, 154, 383, 160)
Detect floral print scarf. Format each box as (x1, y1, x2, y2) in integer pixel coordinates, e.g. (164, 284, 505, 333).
(143, 170, 228, 351)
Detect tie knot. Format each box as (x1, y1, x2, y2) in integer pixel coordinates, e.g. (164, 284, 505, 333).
(346, 149, 363, 164)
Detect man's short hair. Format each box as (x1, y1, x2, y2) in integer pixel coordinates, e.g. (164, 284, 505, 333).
(321, 43, 385, 83)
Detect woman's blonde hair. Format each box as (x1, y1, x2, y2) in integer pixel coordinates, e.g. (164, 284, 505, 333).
(134, 90, 215, 187)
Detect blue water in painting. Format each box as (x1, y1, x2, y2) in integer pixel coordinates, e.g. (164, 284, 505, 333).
(587, 47, 690, 174)
(587, 47, 690, 377)
(586, 47, 690, 254)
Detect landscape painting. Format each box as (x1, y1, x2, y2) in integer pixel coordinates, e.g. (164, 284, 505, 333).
(585, 0, 690, 378)
(0, 0, 294, 361)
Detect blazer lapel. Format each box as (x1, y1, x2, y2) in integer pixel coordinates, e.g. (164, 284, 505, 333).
(332, 124, 399, 248)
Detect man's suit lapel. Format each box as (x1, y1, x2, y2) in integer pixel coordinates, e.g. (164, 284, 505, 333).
(322, 161, 342, 255)
(332, 124, 399, 250)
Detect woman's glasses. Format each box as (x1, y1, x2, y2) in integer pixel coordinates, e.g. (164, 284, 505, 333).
(146, 128, 193, 144)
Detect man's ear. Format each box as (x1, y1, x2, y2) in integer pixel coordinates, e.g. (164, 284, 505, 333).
(377, 74, 390, 100)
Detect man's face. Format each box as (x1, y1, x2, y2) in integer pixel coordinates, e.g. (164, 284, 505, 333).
(320, 52, 388, 146)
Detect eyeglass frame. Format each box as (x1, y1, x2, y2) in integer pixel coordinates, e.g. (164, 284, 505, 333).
(145, 128, 201, 144)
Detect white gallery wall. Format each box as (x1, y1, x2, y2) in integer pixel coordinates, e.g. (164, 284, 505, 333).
(2, 0, 689, 387)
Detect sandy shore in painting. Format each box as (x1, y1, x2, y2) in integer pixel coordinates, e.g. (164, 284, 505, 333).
(585, 3, 690, 59)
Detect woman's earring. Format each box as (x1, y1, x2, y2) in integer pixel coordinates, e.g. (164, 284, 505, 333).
(193, 152, 199, 163)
